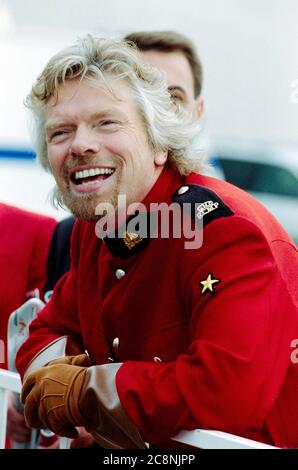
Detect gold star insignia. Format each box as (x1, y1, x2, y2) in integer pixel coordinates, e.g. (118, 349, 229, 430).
(200, 273, 220, 294)
(123, 232, 143, 250)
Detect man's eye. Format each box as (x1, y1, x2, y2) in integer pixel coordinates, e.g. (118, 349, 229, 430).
(170, 93, 184, 103)
(49, 130, 69, 142)
(100, 120, 119, 127)
(94, 120, 121, 132)
(53, 130, 67, 137)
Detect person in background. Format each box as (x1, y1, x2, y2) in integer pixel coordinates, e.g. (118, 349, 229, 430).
(125, 30, 204, 117)
(125, 30, 224, 178)
(16, 35, 298, 449)
(2, 205, 92, 448)
(44, 216, 75, 295)
(0, 202, 56, 443)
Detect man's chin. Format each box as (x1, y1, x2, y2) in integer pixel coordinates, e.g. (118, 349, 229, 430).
(71, 210, 100, 222)
(53, 187, 101, 222)
(67, 200, 101, 222)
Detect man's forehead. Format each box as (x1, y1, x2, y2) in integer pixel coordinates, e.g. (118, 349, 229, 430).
(45, 77, 136, 119)
(47, 77, 130, 103)
(45, 108, 130, 131)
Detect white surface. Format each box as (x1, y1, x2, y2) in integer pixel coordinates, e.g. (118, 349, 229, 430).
(0, 389, 9, 449)
(0, 368, 21, 394)
(173, 428, 278, 449)
(0, 370, 21, 449)
(0, 158, 69, 219)
(0, 0, 297, 145)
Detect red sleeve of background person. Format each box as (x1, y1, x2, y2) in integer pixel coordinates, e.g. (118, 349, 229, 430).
(0, 203, 56, 369)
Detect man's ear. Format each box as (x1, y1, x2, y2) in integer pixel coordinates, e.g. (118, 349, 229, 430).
(154, 150, 168, 167)
(195, 97, 204, 120)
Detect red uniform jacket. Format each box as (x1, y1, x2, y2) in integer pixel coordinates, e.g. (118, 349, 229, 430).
(0, 203, 56, 368)
(16, 166, 298, 447)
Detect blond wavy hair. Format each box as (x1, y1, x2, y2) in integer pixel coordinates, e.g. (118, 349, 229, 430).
(26, 35, 205, 175)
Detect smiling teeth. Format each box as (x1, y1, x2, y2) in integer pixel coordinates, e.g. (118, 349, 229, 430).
(75, 168, 114, 180)
(81, 180, 98, 186)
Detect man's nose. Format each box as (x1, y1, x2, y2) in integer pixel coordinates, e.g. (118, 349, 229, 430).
(70, 125, 100, 156)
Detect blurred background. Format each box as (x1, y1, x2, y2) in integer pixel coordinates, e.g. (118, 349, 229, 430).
(0, 0, 297, 240)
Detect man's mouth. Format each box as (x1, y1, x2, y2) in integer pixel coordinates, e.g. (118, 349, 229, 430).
(70, 166, 115, 186)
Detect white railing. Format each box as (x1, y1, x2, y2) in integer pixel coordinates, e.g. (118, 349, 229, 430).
(0, 369, 21, 448)
(0, 367, 278, 450)
(172, 429, 278, 449)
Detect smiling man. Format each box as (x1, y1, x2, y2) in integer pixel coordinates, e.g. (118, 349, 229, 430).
(45, 78, 167, 221)
(43, 31, 217, 295)
(16, 36, 298, 449)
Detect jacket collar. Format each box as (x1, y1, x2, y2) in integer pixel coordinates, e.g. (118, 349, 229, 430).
(103, 165, 182, 259)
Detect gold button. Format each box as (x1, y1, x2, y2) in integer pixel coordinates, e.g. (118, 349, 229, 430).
(112, 337, 120, 350)
(177, 185, 189, 196)
(115, 269, 125, 279)
(153, 356, 163, 363)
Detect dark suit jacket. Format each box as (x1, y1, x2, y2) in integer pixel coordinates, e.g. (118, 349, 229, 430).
(45, 216, 75, 293)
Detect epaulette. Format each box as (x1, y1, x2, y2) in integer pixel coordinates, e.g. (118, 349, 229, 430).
(172, 184, 234, 227)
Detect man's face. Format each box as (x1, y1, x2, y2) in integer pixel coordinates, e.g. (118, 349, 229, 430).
(45, 78, 167, 221)
(140, 50, 203, 118)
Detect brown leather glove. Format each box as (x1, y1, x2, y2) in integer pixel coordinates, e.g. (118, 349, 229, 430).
(47, 353, 92, 368)
(21, 363, 88, 438)
(79, 364, 147, 449)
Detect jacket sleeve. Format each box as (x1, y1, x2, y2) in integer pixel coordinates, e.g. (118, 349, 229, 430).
(115, 215, 298, 445)
(16, 221, 84, 379)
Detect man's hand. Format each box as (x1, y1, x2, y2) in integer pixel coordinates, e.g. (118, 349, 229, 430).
(47, 353, 91, 368)
(6, 392, 31, 443)
(21, 363, 88, 438)
(70, 427, 95, 448)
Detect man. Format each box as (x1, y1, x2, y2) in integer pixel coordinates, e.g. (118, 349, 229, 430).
(44, 30, 214, 291)
(16, 36, 298, 449)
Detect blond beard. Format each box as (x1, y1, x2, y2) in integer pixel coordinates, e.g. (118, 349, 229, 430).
(51, 184, 119, 222)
